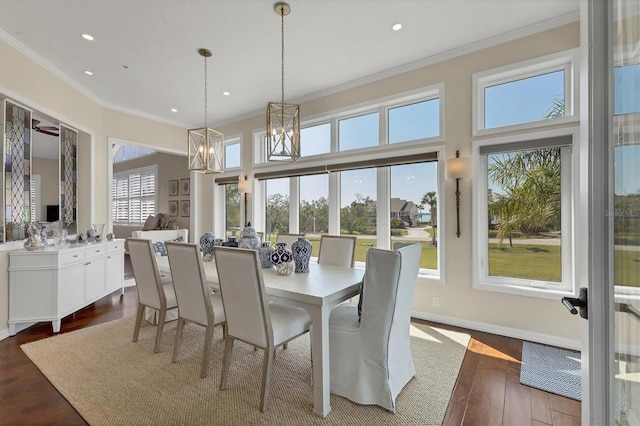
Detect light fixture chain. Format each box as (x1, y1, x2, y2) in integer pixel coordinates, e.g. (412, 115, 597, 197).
(204, 54, 208, 128)
(281, 7, 285, 105)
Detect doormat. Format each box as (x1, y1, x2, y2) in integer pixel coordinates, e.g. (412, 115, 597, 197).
(520, 341, 581, 401)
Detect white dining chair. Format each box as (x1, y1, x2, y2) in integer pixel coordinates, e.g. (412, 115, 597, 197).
(213, 247, 312, 412)
(275, 233, 305, 248)
(328, 243, 421, 412)
(128, 238, 178, 353)
(317, 235, 357, 268)
(166, 242, 226, 378)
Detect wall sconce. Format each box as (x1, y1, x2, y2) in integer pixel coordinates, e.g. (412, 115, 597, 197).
(238, 175, 252, 224)
(445, 150, 472, 238)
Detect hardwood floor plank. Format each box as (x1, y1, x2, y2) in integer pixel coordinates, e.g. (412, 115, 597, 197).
(504, 380, 533, 425)
(533, 419, 551, 426)
(551, 410, 581, 426)
(549, 393, 581, 418)
(531, 387, 553, 424)
(462, 367, 506, 426)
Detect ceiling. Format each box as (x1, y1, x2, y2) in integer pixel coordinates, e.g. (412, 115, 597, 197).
(1, 0, 579, 134)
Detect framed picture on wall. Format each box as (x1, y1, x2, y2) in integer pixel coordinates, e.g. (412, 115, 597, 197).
(168, 200, 178, 217)
(180, 200, 190, 217)
(169, 180, 179, 196)
(180, 178, 190, 196)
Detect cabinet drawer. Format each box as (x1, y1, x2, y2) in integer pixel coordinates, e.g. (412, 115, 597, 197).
(59, 250, 85, 265)
(106, 241, 124, 253)
(85, 246, 107, 259)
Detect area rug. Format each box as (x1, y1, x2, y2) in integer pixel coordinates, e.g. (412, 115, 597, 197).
(21, 317, 470, 425)
(520, 341, 581, 401)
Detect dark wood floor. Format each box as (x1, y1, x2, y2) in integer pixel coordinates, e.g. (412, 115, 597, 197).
(0, 286, 581, 425)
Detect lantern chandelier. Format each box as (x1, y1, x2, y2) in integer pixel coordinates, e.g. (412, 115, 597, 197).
(266, 2, 300, 162)
(188, 48, 224, 174)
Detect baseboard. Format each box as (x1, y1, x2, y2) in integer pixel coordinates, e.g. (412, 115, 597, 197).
(412, 311, 581, 351)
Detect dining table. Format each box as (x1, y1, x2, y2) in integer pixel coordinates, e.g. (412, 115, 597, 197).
(154, 256, 362, 418)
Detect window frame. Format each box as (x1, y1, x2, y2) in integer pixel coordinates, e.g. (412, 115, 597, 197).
(112, 165, 158, 226)
(223, 135, 242, 170)
(472, 127, 579, 300)
(472, 48, 580, 137)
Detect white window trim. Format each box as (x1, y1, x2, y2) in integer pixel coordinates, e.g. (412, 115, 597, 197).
(472, 127, 580, 300)
(112, 164, 158, 226)
(472, 48, 580, 137)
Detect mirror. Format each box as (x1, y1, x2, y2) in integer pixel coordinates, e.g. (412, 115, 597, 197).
(2, 99, 79, 243)
(3, 100, 32, 241)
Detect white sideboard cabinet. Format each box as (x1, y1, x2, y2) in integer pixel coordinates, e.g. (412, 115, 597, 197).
(8, 239, 125, 335)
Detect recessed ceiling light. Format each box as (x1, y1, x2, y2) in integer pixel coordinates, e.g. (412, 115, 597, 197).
(83, 70, 94, 76)
(222, 91, 230, 96)
(391, 23, 403, 31)
(170, 108, 178, 113)
(81, 33, 94, 41)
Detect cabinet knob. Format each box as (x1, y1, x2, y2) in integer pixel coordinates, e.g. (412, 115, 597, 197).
(73, 255, 78, 258)
(85, 262, 91, 266)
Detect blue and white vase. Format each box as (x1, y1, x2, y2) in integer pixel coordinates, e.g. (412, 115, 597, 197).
(259, 242, 274, 268)
(200, 232, 217, 256)
(270, 242, 293, 266)
(239, 222, 261, 250)
(291, 237, 312, 273)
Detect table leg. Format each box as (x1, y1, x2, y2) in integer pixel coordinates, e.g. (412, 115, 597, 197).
(310, 303, 332, 417)
(52, 319, 61, 333)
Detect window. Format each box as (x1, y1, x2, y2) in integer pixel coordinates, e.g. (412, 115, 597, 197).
(300, 174, 328, 257)
(112, 166, 157, 225)
(614, 64, 640, 115)
(473, 49, 578, 135)
(265, 178, 290, 241)
(390, 162, 438, 271)
(301, 123, 331, 157)
(388, 99, 440, 143)
(341, 169, 377, 262)
(225, 139, 241, 169)
(112, 145, 156, 163)
(473, 131, 576, 297)
(224, 182, 240, 239)
(339, 112, 379, 151)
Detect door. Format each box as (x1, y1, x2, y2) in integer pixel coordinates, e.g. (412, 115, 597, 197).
(589, 1, 640, 424)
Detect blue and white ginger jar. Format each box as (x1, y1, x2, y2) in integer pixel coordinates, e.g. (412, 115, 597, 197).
(239, 222, 261, 250)
(270, 242, 293, 266)
(200, 232, 217, 255)
(259, 242, 274, 268)
(291, 237, 312, 273)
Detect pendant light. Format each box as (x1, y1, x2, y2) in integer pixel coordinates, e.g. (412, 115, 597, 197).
(266, 2, 300, 162)
(188, 48, 224, 173)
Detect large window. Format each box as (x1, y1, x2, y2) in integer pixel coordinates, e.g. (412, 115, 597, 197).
(300, 174, 328, 257)
(473, 131, 576, 297)
(390, 162, 438, 270)
(265, 178, 289, 241)
(341, 168, 377, 261)
(112, 166, 157, 225)
(224, 182, 240, 240)
(338, 112, 379, 151)
(473, 49, 578, 135)
(301, 123, 331, 157)
(388, 98, 440, 143)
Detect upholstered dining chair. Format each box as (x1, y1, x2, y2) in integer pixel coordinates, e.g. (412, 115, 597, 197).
(275, 233, 305, 248)
(128, 238, 178, 353)
(213, 247, 312, 412)
(328, 243, 421, 412)
(317, 235, 357, 268)
(166, 242, 226, 378)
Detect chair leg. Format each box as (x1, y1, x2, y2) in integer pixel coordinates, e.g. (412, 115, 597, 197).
(261, 346, 275, 412)
(220, 337, 235, 390)
(200, 324, 215, 378)
(283, 343, 288, 350)
(132, 303, 145, 342)
(154, 308, 167, 353)
(172, 318, 185, 363)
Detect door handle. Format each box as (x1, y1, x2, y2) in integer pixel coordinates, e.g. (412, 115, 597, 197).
(561, 287, 588, 319)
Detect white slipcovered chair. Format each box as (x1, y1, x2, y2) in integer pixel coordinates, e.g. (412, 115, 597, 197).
(213, 247, 312, 412)
(128, 238, 178, 353)
(275, 233, 305, 248)
(328, 243, 421, 412)
(165, 242, 226, 378)
(318, 235, 357, 267)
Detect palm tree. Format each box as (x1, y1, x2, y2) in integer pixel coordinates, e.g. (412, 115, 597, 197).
(420, 192, 437, 244)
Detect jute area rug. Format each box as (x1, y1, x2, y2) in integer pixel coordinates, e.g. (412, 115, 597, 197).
(21, 316, 470, 425)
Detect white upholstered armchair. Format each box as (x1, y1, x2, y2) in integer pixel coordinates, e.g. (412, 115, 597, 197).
(328, 243, 421, 412)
